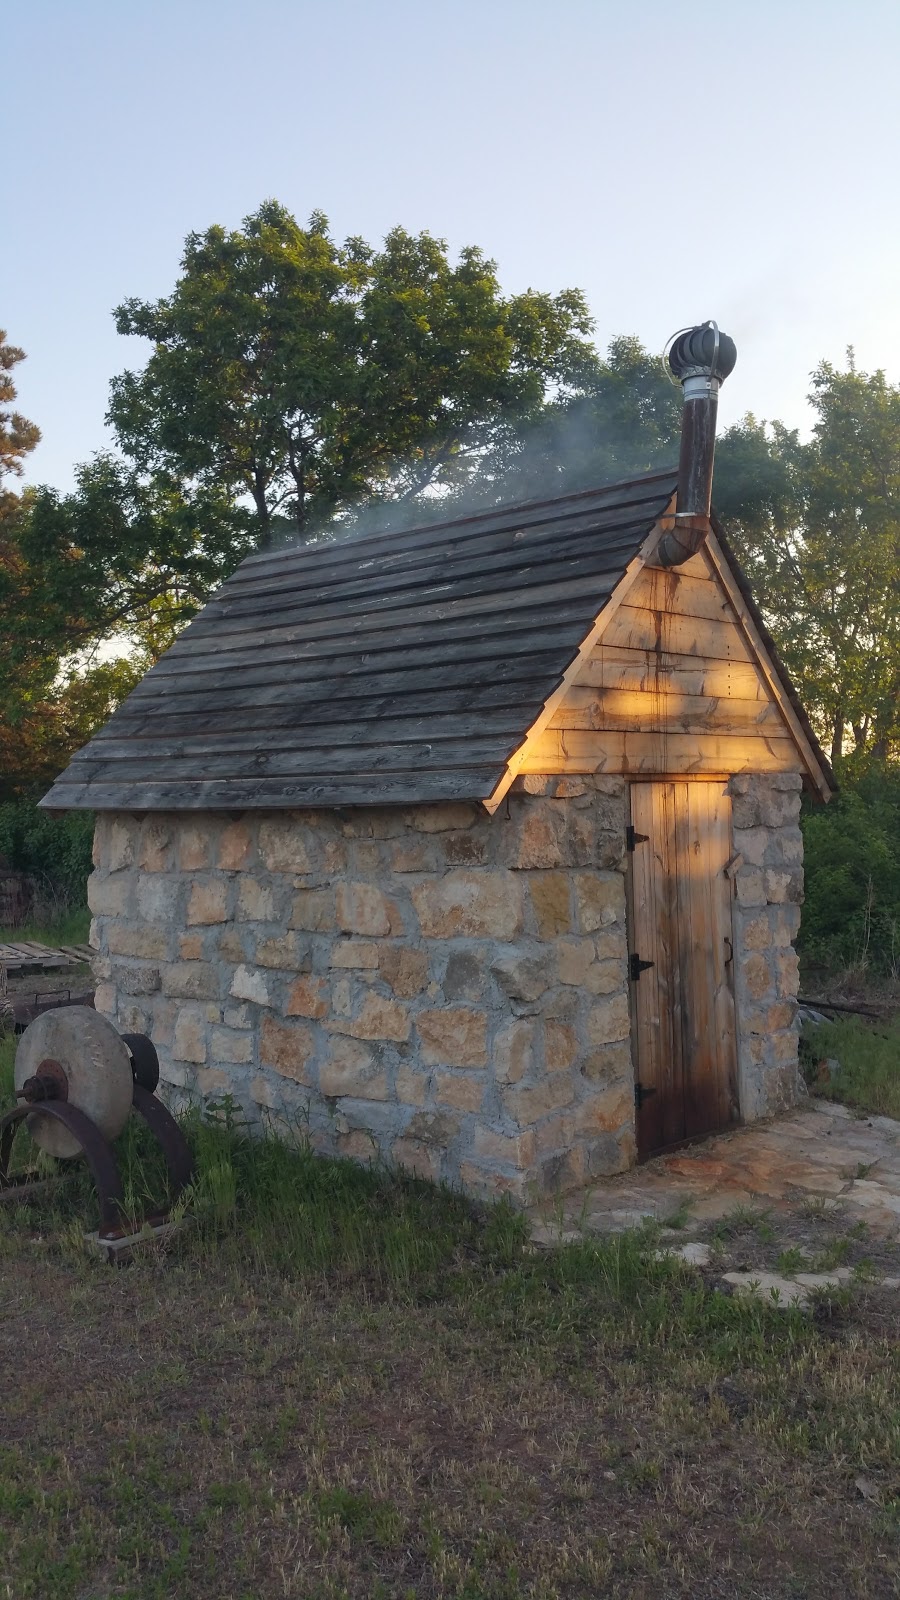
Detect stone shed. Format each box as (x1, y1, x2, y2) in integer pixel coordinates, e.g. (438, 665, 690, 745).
(42, 324, 835, 1202)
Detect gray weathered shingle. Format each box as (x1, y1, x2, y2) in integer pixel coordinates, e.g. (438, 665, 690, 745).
(40, 470, 678, 811)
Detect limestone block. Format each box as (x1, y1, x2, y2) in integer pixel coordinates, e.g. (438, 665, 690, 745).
(395, 1063, 429, 1105)
(740, 953, 773, 1002)
(216, 928, 246, 964)
(586, 1130, 633, 1177)
(406, 803, 478, 833)
(255, 932, 309, 970)
(338, 1128, 380, 1161)
(744, 1000, 795, 1034)
(556, 936, 597, 986)
(196, 1066, 231, 1096)
(93, 982, 116, 1017)
(218, 820, 254, 871)
(735, 869, 766, 908)
(501, 1073, 575, 1125)
(290, 889, 334, 932)
(775, 947, 800, 996)
(162, 962, 219, 1000)
(544, 1020, 578, 1072)
(501, 804, 571, 870)
(177, 826, 213, 872)
(492, 1019, 536, 1085)
(178, 933, 204, 960)
(779, 829, 804, 866)
(320, 1037, 388, 1100)
(390, 841, 436, 873)
(529, 873, 573, 939)
(552, 777, 587, 798)
(250, 1072, 279, 1108)
(350, 842, 382, 875)
(258, 822, 311, 874)
(577, 1083, 633, 1135)
(259, 1015, 314, 1082)
(106, 923, 170, 961)
(186, 879, 228, 925)
(87, 874, 130, 917)
(771, 905, 801, 945)
(433, 1070, 485, 1112)
(210, 1026, 253, 1064)
(764, 868, 804, 905)
(105, 818, 137, 872)
(148, 999, 177, 1046)
(440, 831, 489, 867)
(89, 918, 101, 951)
(391, 1138, 441, 1182)
(379, 946, 429, 998)
(573, 873, 625, 934)
(594, 927, 627, 961)
(490, 948, 550, 1005)
(406, 1109, 461, 1145)
(159, 1061, 190, 1089)
(237, 877, 277, 921)
(331, 978, 352, 1016)
(586, 993, 631, 1047)
(328, 992, 410, 1043)
(230, 965, 270, 1005)
(411, 870, 524, 940)
(732, 827, 769, 867)
(584, 959, 624, 996)
(533, 1110, 575, 1156)
(539, 1144, 586, 1196)
(472, 1126, 536, 1169)
(458, 1161, 529, 1203)
(285, 975, 330, 1019)
(740, 913, 773, 952)
(173, 1006, 208, 1064)
(416, 1006, 487, 1067)
(330, 940, 381, 969)
(117, 964, 161, 995)
(138, 821, 173, 873)
(441, 951, 484, 1002)
(224, 1004, 251, 1029)
(118, 1001, 152, 1035)
(336, 881, 392, 936)
(770, 1029, 799, 1066)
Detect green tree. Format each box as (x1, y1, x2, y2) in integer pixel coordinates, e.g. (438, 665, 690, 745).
(0, 330, 40, 517)
(108, 203, 597, 542)
(717, 357, 900, 767)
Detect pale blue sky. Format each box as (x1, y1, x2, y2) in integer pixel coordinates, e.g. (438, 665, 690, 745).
(6, 0, 900, 491)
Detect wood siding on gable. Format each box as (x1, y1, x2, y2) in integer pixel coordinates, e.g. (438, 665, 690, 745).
(517, 547, 804, 778)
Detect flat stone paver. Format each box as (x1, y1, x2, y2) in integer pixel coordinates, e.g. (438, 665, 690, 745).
(533, 1098, 900, 1242)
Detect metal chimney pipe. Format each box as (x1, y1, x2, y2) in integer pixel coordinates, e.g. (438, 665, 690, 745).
(656, 321, 737, 567)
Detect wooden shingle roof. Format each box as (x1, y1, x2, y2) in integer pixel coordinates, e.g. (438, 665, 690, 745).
(41, 469, 680, 811)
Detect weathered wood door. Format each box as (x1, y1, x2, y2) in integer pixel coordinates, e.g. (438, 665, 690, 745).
(628, 780, 739, 1158)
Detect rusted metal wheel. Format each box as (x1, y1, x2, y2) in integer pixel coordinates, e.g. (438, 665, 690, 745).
(120, 1032, 160, 1094)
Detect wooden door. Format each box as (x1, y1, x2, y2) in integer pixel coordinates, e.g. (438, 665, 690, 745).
(628, 780, 739, 1158)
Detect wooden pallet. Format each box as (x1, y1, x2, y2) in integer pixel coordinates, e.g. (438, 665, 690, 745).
(0, 941, 93, 973)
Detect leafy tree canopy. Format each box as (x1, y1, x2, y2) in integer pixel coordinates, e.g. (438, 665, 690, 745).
(0, 329, 40, 517)
(108, 202, 598, 541)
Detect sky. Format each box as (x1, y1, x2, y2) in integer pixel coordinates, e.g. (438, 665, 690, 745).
(6, 0, 900, 493)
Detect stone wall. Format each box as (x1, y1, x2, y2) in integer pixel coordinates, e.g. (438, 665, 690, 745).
(88, 777, 635, 1202)
(727, 773, 804, 1117)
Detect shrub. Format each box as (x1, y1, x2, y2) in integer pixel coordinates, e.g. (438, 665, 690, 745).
(0, 801, 94, 908)
(800, 766, 900, 975)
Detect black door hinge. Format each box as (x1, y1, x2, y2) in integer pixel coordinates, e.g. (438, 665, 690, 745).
(629, 953, 654, 981)
(635, 1081, 657, 1111)
(626, 826, 650, 851)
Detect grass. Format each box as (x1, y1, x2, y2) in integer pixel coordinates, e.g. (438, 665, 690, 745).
(802, 1015, 900, 1120)
(0, 904, 91, 950)
(0, 1048, 898, 1599)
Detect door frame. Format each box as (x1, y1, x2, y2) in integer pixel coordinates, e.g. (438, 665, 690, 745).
(624, 777, 741, 1160)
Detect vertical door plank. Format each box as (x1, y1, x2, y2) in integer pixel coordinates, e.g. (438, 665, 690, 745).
(676, 781, 717, 1138)
(630, 782, 681, 1157)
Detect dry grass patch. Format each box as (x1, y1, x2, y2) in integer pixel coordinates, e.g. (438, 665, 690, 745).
(0, 1066, 898, 1598)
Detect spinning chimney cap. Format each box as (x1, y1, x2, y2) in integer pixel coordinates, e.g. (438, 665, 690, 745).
(665, 321, 737, 387)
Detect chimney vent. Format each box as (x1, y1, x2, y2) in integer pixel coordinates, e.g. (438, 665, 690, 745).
(657, 321, 737, 567)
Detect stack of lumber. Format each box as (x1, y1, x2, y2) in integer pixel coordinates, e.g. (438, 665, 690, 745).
(0, 940, 93, 974)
